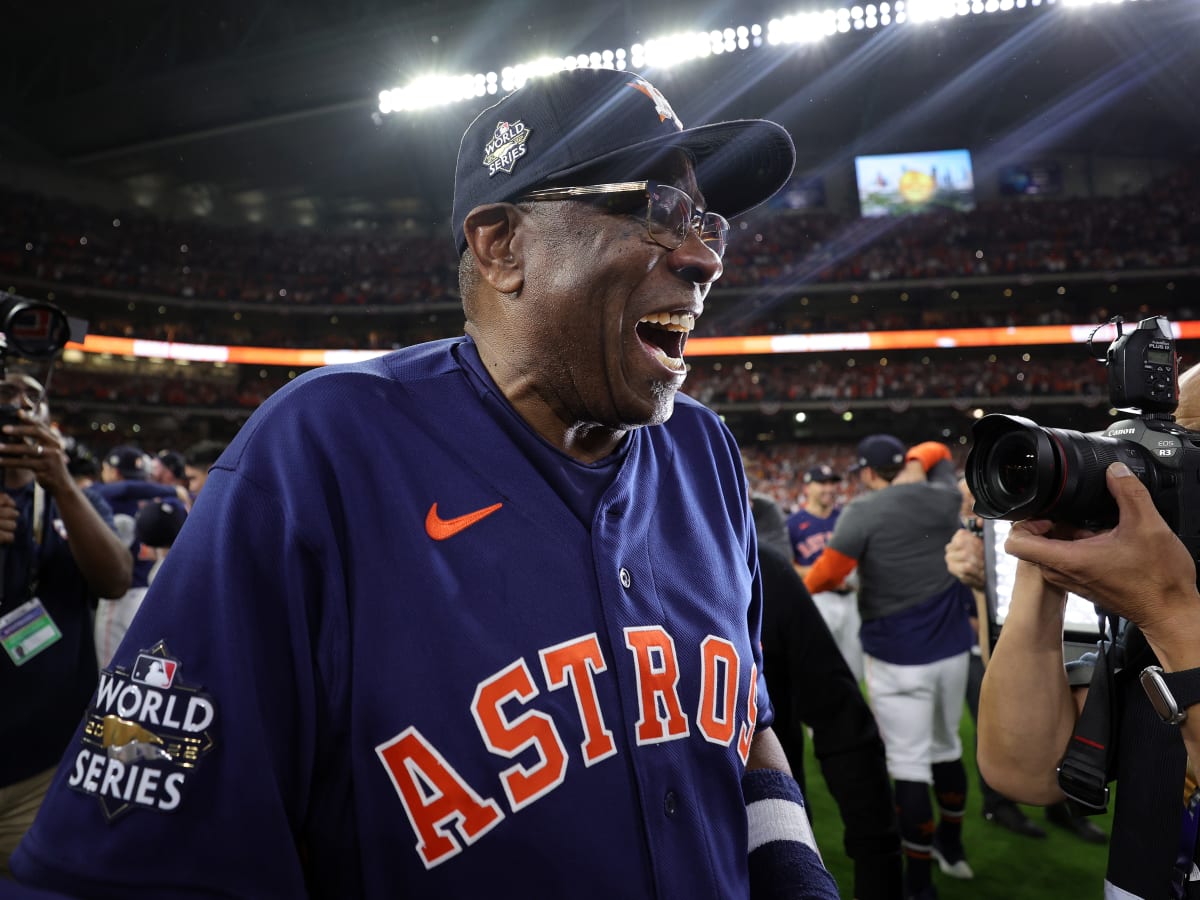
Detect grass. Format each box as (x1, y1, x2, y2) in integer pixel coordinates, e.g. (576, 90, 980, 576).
(801, 708, 1114, 898)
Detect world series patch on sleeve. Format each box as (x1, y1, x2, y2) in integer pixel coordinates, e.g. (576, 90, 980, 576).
(68, 641, 216, 818)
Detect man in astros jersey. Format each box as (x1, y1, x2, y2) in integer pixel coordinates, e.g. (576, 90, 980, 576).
(9, 69, 839, 899)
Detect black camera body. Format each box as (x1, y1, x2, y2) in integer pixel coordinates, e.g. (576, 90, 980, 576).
(965, 316, 1200, 566)
(0, 403, 20, 432)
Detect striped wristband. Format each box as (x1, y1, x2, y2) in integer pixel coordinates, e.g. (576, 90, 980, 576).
(744, 769, 840, 900)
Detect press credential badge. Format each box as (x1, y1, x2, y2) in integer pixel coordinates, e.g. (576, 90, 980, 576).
(1, 597, 62, 666)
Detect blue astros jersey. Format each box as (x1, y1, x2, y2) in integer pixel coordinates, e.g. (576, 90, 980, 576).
(785, 507, 840, 568)
(12, 338, 770, 900)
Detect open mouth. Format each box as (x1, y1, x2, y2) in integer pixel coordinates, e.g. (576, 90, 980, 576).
(635, 312, 695, 373)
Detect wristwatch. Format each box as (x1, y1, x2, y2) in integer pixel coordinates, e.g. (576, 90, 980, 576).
(1139, 666, 1200, 724)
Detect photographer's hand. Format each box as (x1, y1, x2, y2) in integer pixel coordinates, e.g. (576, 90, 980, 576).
(0, 414, 132, 599)
(1009, 460, 1200, 792)
(0, 416, 72, 496)
(945, 528, 985, 591)
(1005, 462, 1200, 668)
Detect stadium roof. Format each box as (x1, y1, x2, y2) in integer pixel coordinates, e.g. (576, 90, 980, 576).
(4, 0, 1198, 231)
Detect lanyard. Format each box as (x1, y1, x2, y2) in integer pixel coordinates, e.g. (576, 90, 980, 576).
(0, 483, 47, 611)
(28, 483, 45, 598)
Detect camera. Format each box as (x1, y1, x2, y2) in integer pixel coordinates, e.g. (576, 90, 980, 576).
(0, 398, 21, 433)
(0, 292, 76, 431)
(965, 315, 1200, 561)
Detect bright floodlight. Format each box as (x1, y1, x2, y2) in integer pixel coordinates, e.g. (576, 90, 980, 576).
(640, 31, 715, 68)
(906, 0, 959, 21)
(379, 73, 483, 113)
(768, 10, 838, 44)
(378, 0, 1158, 113)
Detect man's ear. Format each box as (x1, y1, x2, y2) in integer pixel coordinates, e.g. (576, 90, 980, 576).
(463, 204, 524, 295)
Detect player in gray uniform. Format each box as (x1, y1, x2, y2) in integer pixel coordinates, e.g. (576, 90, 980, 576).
(806, 435, 975, 900)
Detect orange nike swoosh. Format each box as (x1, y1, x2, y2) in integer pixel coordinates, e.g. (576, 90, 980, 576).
(425, 501, 503, 541)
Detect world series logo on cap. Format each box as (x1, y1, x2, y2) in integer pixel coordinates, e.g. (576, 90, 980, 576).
(483, 120, 530, 176)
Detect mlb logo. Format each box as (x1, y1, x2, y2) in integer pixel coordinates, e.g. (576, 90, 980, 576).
(132, 654, 178, 689)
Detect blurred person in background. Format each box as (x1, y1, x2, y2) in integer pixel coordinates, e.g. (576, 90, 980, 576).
(61, 439, 99, 489)
(133, 499, 187, 587)
(149, 449, 189, 498)
(754, 493, 904, 900)
(806, 435, 976, 900)
(788, 463, 863, 682)
(92, 445, 187, 666)
(182, 439, 226, 499)
(0, 374, 131, 876)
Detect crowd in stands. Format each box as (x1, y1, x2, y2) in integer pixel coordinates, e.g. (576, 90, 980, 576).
(722, 163, 1200, 289)
(38, 343, 1138, 470)
(41, 348, 1123, 422)
(0, 192, 458, 308)
(682, 353, 1115, 408)
(3, 162, 1197, 317)
(6, 160, 1195, 473)
(693, 291, 1198, 339)
(47, 367, 289, 412)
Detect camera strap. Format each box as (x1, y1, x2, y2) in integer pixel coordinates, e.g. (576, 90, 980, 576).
(1056, 612, 1121, 814)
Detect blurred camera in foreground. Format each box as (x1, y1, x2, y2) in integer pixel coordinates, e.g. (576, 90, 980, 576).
(965, 316, 1200, 561)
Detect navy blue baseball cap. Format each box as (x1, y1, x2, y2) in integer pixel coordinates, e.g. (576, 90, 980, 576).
(155, 448, 187, 481)
(136, 499, 187, 549)
(105, 445, 148, 480)
(451, 67, 796, 254)
(803, 464, 842, 484)
(849, 434, 908, 473)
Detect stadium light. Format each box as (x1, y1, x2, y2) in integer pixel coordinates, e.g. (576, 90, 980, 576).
(768, 11, 839, 44)
(378, 0, 1162, 113)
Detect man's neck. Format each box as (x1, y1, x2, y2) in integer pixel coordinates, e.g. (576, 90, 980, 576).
(805, 500, 833, 517)
(467, 327, 628, 464)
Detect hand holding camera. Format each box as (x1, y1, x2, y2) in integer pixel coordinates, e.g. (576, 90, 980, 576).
(1005, 464, 1200, 667)
(0, 412, 70, 494)
(966, 316, 1196, 542)
(945, 528, 986, 591)
(968, 315, 1200, 670)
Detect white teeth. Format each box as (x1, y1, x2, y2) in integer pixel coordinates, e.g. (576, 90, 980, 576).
(638, 311, 695, 332)
(648, 345, 687, 372)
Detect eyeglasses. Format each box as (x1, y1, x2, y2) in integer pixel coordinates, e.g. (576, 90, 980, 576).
(519, 180, 730, 259)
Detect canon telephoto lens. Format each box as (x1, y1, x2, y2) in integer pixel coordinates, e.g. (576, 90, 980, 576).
(965, 414, 1152, 528)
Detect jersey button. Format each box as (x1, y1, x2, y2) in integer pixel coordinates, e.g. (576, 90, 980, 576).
(664, 791, 678, 817)
(619, 567, 632, 589)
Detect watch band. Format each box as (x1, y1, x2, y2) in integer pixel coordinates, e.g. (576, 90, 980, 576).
(1141, 666, 1200, 724)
